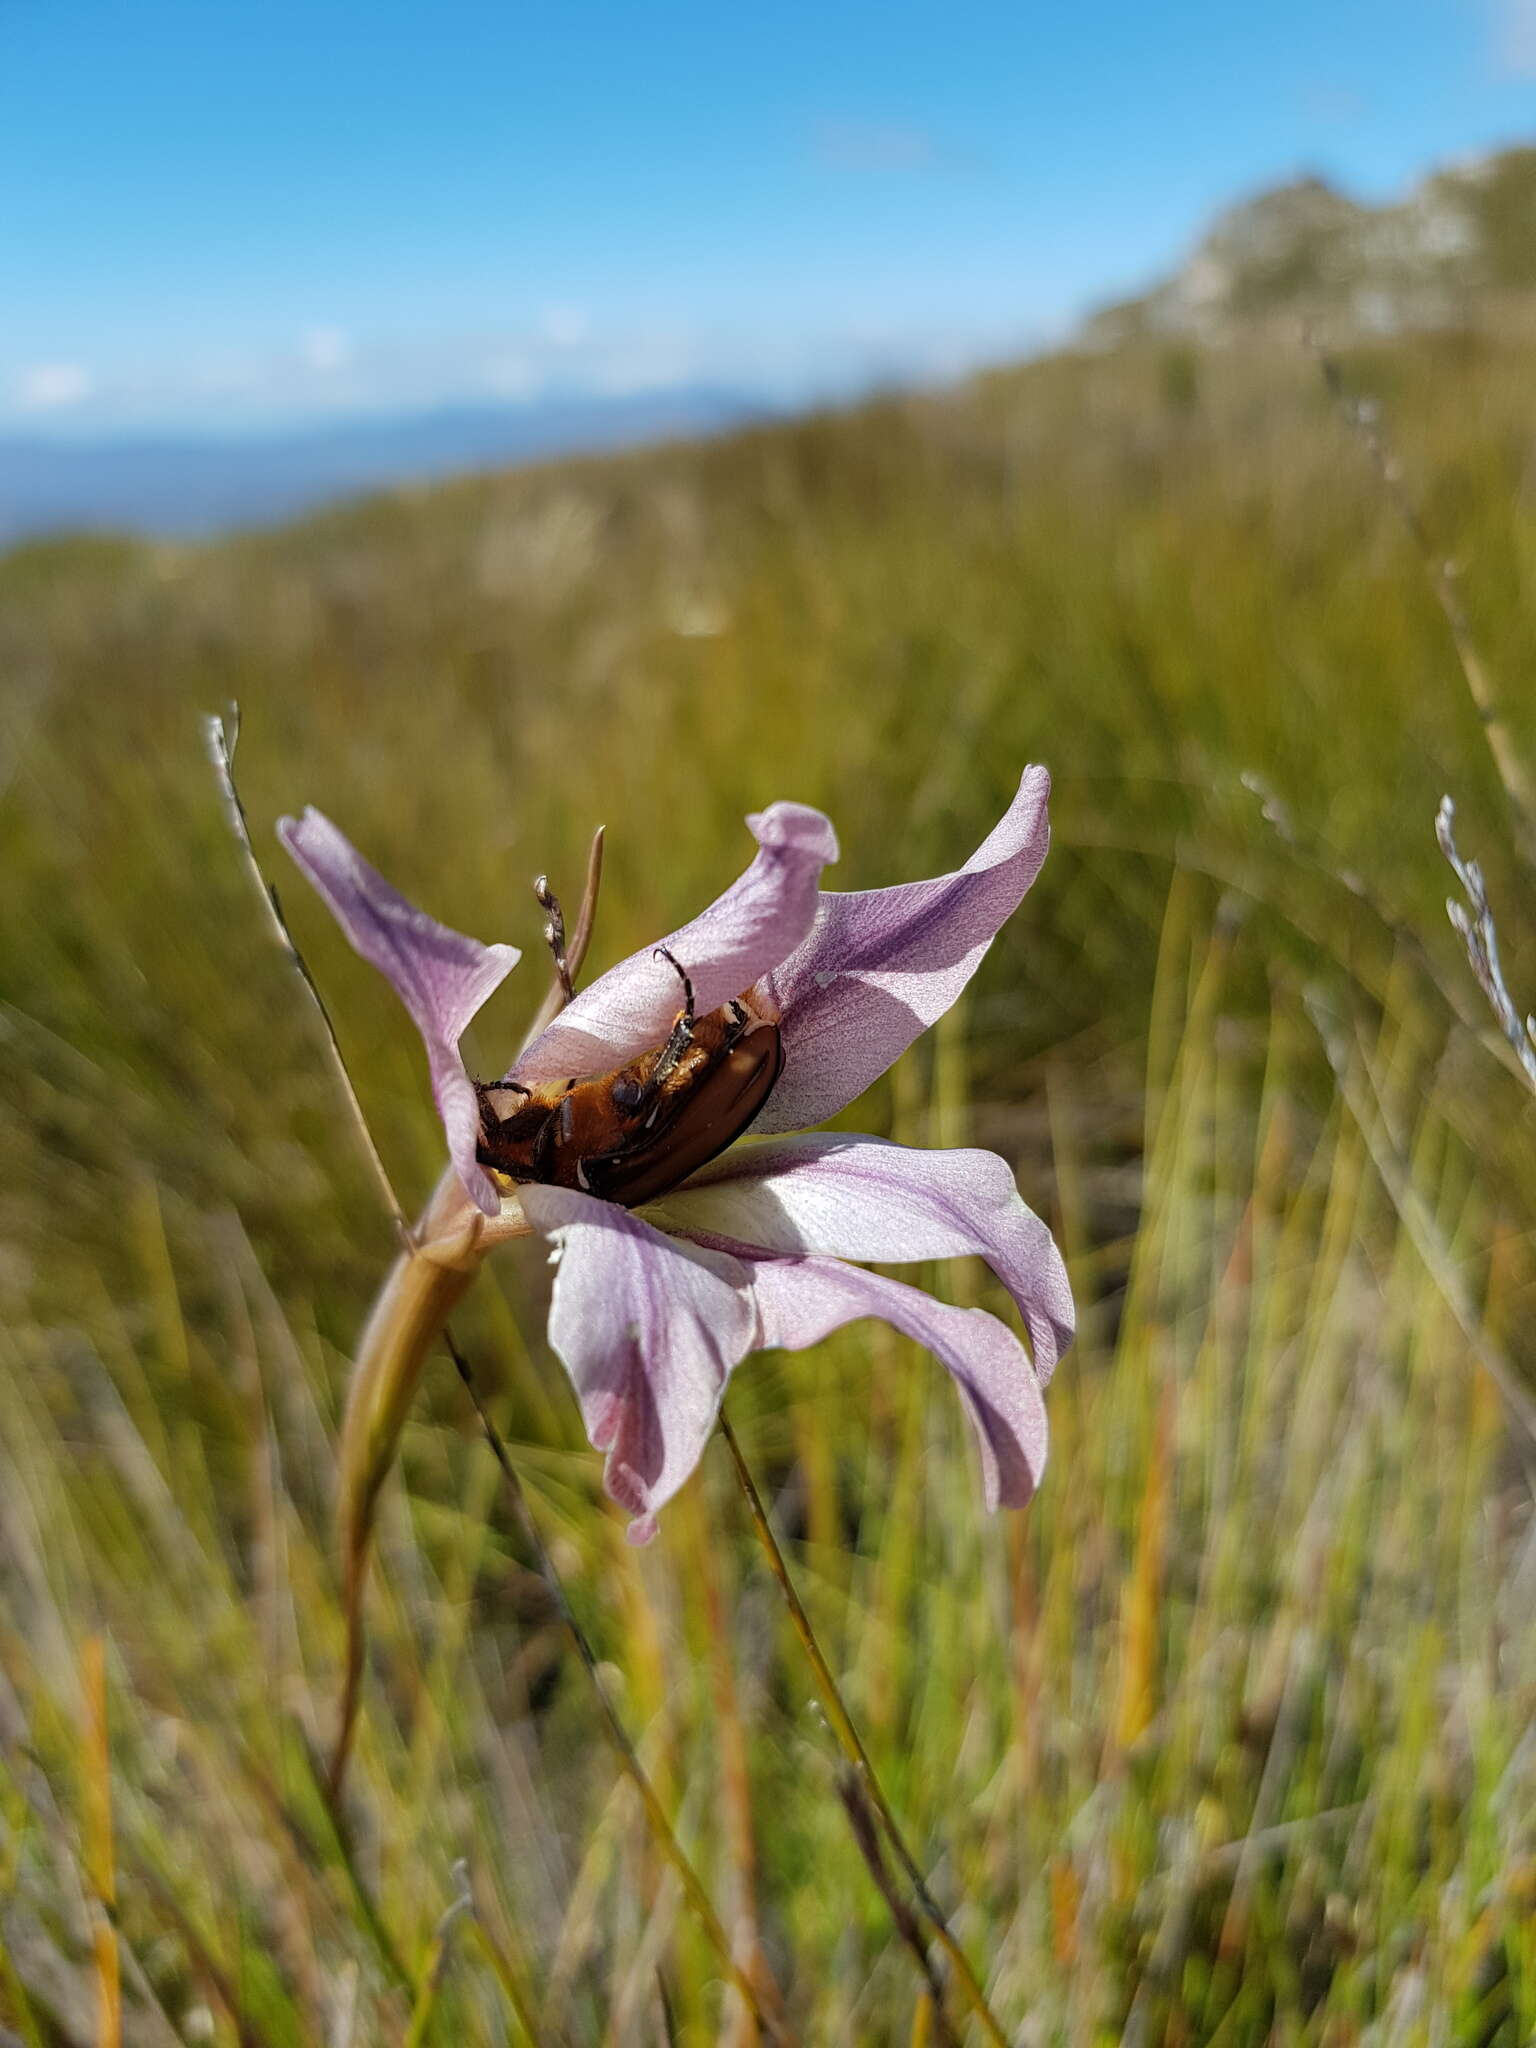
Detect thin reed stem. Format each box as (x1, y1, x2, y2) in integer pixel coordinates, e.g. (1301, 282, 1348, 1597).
(446, 1331, 797, 2048)
(1309, 342, 1536, 866)
(717, 1408, 1011, 2048)
(1309, 994, 1536, 1455)
(80, 1636, 121, 2048)
(461, 1913, 551, 2048)
(402, 1862, 474, 2048)
(134, 1861, 277, 2048)
(690, 1477, 769, 2046)
(835, 1768, 957, 2048)
(205, 709, 413, 1240)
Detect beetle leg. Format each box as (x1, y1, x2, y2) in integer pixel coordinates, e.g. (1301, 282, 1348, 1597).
(643, 1025, 695, 1106)
(475, 1077, 531, 1138)
(608, 950, 699, 1130)
(530, 1101, 563, 1177)
(646, 948, 697, 1091)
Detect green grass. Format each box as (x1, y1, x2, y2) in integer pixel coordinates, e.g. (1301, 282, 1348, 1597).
(1, 326, 1534, 2042)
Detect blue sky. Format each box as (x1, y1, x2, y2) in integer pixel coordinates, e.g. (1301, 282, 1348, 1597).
(5, 0, 1536, 435)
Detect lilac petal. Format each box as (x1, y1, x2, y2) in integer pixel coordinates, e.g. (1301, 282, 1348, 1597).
(519, 1186, 757, 1541)
(278, 808, 520, 1216)
(647, 1133, 1073, 1385)
(513, 802, 838, 1085)
(751, 766, 1052, 1133)
(742, 1252, 1048, 1508)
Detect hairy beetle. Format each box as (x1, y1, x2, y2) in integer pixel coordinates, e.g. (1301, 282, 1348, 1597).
(475, 952, 782, 1209)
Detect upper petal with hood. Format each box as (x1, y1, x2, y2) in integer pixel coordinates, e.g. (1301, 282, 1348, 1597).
(645, 1131, 1074, 1385)
(750, 767, 1052, 1134)
(513, 801, 839, 1086)
(519, 1185, 758, 1542)
(278, 807, 519, 1216)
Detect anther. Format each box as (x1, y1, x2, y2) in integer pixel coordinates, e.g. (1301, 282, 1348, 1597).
(534, 873, 574, 1000)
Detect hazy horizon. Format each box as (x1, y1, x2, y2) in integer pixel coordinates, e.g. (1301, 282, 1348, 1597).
(9, 0, 1536, 442)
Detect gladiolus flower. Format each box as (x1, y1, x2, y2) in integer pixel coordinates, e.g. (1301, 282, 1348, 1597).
(280, 770, 1073, 1543)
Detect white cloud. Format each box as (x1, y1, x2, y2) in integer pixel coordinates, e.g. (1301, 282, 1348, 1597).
(810, 119, 990, 177)
(482, 353, 544, 399)
(189, 357, 264, 396)
(16, 361, 94, 410)
(1297, 81, 1367, 127)
(3, 314, 1047, 436)
(585, 341, 698, 395)
(301, 326, 352, 373)
(812, 120, 941, 173)
(1494, 0, 1536, 75)
(539, 303, 590, 347)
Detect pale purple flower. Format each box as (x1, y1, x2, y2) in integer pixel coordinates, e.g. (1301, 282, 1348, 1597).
(279, 769, 1073, 1541)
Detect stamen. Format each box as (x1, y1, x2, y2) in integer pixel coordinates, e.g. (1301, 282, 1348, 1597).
(517, 826, 604, 1051)
(534, 873, 575, 1001)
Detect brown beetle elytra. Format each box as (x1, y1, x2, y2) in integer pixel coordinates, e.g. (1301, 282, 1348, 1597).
(476, 953, 782, 1209)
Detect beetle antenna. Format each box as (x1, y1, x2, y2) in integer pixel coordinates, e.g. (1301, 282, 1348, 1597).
(654, 946, 695, 1024)
(534, 874, 574, 1001)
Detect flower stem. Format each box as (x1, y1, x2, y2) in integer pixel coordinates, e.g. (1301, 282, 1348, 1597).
(449, 1332, 797, 2047)
(717, 1407, 1011, 2048)
(328, 1235, 476, 1798)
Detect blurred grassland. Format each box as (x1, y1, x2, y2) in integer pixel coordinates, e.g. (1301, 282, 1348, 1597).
(1, 328, 1534, 2043)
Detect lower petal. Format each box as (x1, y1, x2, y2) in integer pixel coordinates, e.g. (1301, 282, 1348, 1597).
(647, 1133, 1074, 1386)
(740, 1252, 1048, 1509)
(519, 1186, 757, 1540)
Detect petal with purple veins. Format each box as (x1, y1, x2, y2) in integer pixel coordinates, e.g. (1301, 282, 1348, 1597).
(646, 1132, 1074, 1385)
(519, 1186, 757, 1541)
(739, 1251, 1048, 1509)
(278, 807, 519, 1216)
(513, 801, 838, 1086)
(751, 767, 1052, 1133)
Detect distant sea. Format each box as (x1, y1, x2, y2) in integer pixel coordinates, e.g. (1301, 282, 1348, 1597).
(0, 387, 767, 546)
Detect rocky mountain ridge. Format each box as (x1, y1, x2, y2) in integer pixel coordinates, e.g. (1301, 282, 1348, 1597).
(1086, 144, 1536, 342)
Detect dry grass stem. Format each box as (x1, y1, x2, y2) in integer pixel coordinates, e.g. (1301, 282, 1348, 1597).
(1312, 342, 1536, 863)
(718, 1407, 1012, 2048)
(1436, 795, 1536, 1094)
